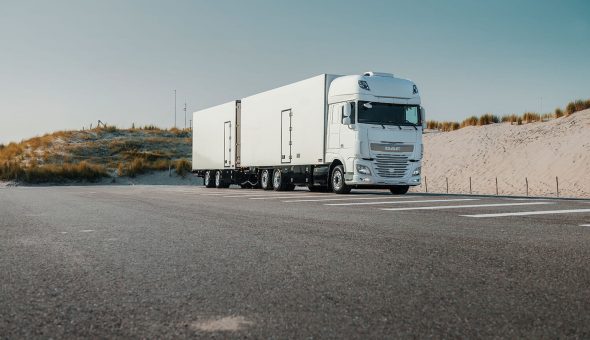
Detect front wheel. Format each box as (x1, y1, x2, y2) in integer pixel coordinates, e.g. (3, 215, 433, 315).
(331, 165, 351, 194)
(390, 185, 409, 195)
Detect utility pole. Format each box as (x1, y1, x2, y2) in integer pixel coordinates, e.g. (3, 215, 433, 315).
(184, 101, 187, 129)
(173, 89, 177, 128)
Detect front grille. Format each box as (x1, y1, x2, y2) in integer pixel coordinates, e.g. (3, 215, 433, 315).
(374, 154, 409, 178)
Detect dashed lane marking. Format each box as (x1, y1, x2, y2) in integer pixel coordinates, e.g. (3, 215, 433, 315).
(223, 193, 326, 198)
(325, 198, 477, 206)
(250, 195, 335, 200)
(580, 224, 590, 227)
(284, 196, 425, 203)
(383, 202, 552, 212)
(79, 229, 95, 233)
(461, 208, 590, 218)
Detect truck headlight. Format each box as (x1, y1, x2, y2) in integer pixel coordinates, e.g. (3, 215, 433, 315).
(356, 164, 372, 175)
(412, 167, 421, 176)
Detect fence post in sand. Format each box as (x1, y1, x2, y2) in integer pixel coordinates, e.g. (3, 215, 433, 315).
(424, 176, 428, 193)
(525, 177, 529, 197)
(556, 176, 559, 198)
(469, 177, 472, 195)
(495, 177, 498, 196)
(446, 177, 449, 194)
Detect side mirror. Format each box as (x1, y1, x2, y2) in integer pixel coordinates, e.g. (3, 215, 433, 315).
(420, 107, 426, 129)
(343, 103, 352, 117)
(342, 116, 352, 125)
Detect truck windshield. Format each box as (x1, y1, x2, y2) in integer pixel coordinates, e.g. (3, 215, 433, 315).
(357, 101, 420, 126)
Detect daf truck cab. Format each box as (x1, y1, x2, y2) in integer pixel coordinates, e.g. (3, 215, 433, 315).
(325, 72, 424, 194)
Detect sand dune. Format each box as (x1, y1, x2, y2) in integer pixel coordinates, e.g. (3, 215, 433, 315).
(412, 109, 590, 198)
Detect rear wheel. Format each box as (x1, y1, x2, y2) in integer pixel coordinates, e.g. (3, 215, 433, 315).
(261, 169, 272, 190)
(390, 185, 409, 195)
(215, 170, 229, 189)
(331, 165, 351, 194)
(204, 171, 215, 188)
(272, 169, 287, 191)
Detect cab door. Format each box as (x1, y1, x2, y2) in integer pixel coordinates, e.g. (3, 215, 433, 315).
(327, 103, 341, 150)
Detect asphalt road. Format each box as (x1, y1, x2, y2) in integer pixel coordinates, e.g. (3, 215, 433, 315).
(1, 185, 590, 338)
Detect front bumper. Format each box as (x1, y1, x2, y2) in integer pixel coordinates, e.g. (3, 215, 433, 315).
(346, 159, 421, 186)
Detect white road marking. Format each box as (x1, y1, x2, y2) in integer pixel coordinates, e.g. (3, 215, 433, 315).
(383, 202, 552, 212)
(60, 232, 68, 234)
(580, 224, 590, 227)
(284, 196, 423, 203)
(79, 229, 95, 233)
(461, 208, 590, 218)
(326, 198, 477, 206)
(223, 193, 319, 198)
(250, 195, 332, 200)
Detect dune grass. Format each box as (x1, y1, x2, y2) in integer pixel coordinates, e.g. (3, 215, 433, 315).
(427, 98, 589, 132)
(0, 124, 192, 183)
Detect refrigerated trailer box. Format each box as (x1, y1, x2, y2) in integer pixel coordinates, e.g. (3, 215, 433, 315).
(192, 72, 425, 194)
(192, 100, 239, 170)
(240, 74, 339, 167)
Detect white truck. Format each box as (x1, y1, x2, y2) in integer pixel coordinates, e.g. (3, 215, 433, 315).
(192, 72, 424, 194)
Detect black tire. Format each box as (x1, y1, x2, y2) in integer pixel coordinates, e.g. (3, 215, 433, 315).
(390, 185, 409, 195)
(272, 169, 287, 191)
(331, 165, 351, 194)
(215, 170, 229, 188)
(261, 169, 273, 190)
(204, 171, 215, 188)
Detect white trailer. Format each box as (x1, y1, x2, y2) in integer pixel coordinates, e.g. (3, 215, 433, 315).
(192, 72, 425, 194)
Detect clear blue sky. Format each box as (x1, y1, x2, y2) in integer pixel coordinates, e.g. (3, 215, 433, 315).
(1, 0, 589, 144)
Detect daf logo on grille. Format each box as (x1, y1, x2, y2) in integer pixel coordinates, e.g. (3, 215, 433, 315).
(384, 146, 401, 151)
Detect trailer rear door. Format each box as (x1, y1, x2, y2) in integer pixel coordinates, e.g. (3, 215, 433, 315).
(281, 109, 292, 163)
(224, 121, 232, 167)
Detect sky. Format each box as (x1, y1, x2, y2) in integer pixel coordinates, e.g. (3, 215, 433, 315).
(1, 0, 589, 144)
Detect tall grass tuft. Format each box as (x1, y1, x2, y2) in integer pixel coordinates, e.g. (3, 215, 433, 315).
(175, 159, 191, 177)
(501, 114, 519, 123)
(478, 113, 499, 125)
(565, 99, 590, 115)
(555, 108, 564, 118)
(460, 116, 479, 128)
(522, 112, 540, 123)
